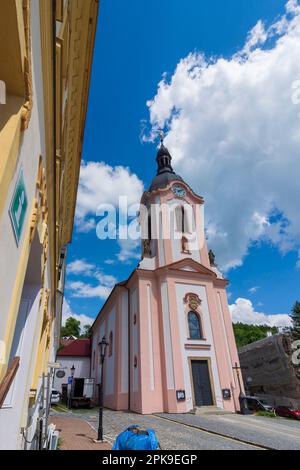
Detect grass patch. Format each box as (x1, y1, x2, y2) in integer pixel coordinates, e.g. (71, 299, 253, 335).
(51, 403, 69, 413)
(72, 407, 97, 414)
(255, 411, 276, 418)
(57, 437, 63, 450)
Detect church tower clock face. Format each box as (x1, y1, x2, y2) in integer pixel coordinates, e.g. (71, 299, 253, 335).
(172, 185, 186, 198)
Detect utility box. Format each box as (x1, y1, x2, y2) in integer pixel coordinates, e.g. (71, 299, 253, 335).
(83, 378, 94, 399)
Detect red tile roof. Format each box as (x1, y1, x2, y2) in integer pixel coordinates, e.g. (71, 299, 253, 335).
(57, 339, 91, 357)
(60, 338, 76, 347)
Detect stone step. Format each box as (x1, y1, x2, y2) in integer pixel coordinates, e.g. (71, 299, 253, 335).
(193, 406, 232, 416)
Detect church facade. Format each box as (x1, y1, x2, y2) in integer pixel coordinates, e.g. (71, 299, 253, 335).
(91, 140, 243, 414)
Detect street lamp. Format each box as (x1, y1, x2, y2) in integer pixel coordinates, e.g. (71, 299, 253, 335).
(68, 364, 76, 409)
(246, 376, 253, 396)
(96, 336, 109, 442)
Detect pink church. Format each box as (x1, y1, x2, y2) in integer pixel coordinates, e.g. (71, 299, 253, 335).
(91, 139, 243, 414)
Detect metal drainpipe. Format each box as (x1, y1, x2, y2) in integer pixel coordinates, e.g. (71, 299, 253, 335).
(124, 286, 131, 411)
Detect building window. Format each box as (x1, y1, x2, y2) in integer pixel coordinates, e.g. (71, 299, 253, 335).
(175, 205, 191, 234)
(109, 331, 113, 356)
(175, 205, 185, 233)
(188, 311, 203, 339)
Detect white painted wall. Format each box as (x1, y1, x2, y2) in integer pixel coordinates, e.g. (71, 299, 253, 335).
(121, 291, 128, 393)
(105, 307, 116, 395)
(131, 288, 139, 392)
(0, 282, 41, 449)
(175, 283, 223, 411)
(0, 0, 46, 342)
(53, 357, 91, 393)
(146, 284, 155, 391)
(161, 282, 175, 390)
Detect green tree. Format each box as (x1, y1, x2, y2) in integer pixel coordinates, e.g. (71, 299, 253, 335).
(290, 301, 300, 340)
(61, 316, 81, 338)
(233, 322, 278, 349)
(81, 324, 92, 338)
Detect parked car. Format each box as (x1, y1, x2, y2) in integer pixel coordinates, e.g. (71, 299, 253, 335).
(275, 405, 300, 420)
(245, 396, 273, 412)
(51, 389, 61, 404)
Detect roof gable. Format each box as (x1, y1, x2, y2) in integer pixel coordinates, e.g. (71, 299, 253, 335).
(163, 258, 217, 277)
(57, 338, 91, 357)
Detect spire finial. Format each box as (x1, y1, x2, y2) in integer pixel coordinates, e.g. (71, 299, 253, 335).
(159, 129, 164, 144)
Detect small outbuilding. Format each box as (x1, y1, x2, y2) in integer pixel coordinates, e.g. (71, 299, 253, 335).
(54, 339, 91, 394)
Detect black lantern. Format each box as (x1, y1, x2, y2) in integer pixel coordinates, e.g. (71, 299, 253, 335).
(99, 336, 109, 362)
(96, 336, 109, 442)
(70, 364, 76, 377)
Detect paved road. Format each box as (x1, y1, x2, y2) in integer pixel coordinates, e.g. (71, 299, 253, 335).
(158, 412, 300, 450)
(51, 408, 279, 450)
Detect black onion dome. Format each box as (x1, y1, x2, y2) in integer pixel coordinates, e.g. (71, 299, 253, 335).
(149, 142, 184, 191)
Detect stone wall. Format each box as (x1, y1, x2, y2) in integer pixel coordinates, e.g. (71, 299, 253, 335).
(239, 334, 300, 408)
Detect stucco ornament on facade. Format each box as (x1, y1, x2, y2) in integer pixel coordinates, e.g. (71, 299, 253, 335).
(184, 293, 201, 312)
(21, 0, 33, 130)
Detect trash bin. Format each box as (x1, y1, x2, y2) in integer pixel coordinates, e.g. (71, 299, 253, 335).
(112, 425, 160, 450)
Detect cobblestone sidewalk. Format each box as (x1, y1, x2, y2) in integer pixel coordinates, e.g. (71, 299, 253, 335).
(50, 416, 111, 451)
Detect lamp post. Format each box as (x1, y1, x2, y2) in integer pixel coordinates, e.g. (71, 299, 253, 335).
(246, 376, 253, 396)
(68, 364, 76, 409)
(96, 336, 109, 442)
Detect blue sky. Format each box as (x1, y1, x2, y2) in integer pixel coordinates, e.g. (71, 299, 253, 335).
(64, 0, 300, 328)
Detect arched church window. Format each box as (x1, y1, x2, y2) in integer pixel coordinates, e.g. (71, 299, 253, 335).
(175, 206, 184, 233)
(148, 214, 152, 240)
(188, 311, 203, 339)
(175, 205, 191, 234)
(109, 331, 113, 356)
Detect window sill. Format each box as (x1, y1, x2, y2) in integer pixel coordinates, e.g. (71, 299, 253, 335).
(187, 337, 206, 341)
(185, 343, 211, 351)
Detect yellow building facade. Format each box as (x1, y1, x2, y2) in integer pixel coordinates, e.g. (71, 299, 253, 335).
(0, 0, 98, 449)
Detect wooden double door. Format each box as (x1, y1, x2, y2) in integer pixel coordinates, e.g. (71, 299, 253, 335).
(191, 359, 213, 406)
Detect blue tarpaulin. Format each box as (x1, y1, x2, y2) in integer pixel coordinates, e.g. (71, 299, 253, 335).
(112, 425, 160, 450)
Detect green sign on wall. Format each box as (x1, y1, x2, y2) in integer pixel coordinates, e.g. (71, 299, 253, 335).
(9, 169, 28, 245)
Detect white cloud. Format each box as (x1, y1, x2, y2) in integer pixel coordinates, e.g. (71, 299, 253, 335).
(248, 286, 260, 294)
(75, 218, 96, 233)
(67, 280, 112, 299)
(75, 161, 144, 232)
(104, 259, 115, 265)
(146, 1, 300, 270)
(241, 20, 267, 56)
(62, 299, 94, 328)
(229, 298, 291, 327)
(66, 258, 117, 299)
(67, 259, 95, 276)
(117, 238, 140, 263)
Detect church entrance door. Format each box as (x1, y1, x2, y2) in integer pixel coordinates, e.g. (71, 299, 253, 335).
(191, 360, 213, 406)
